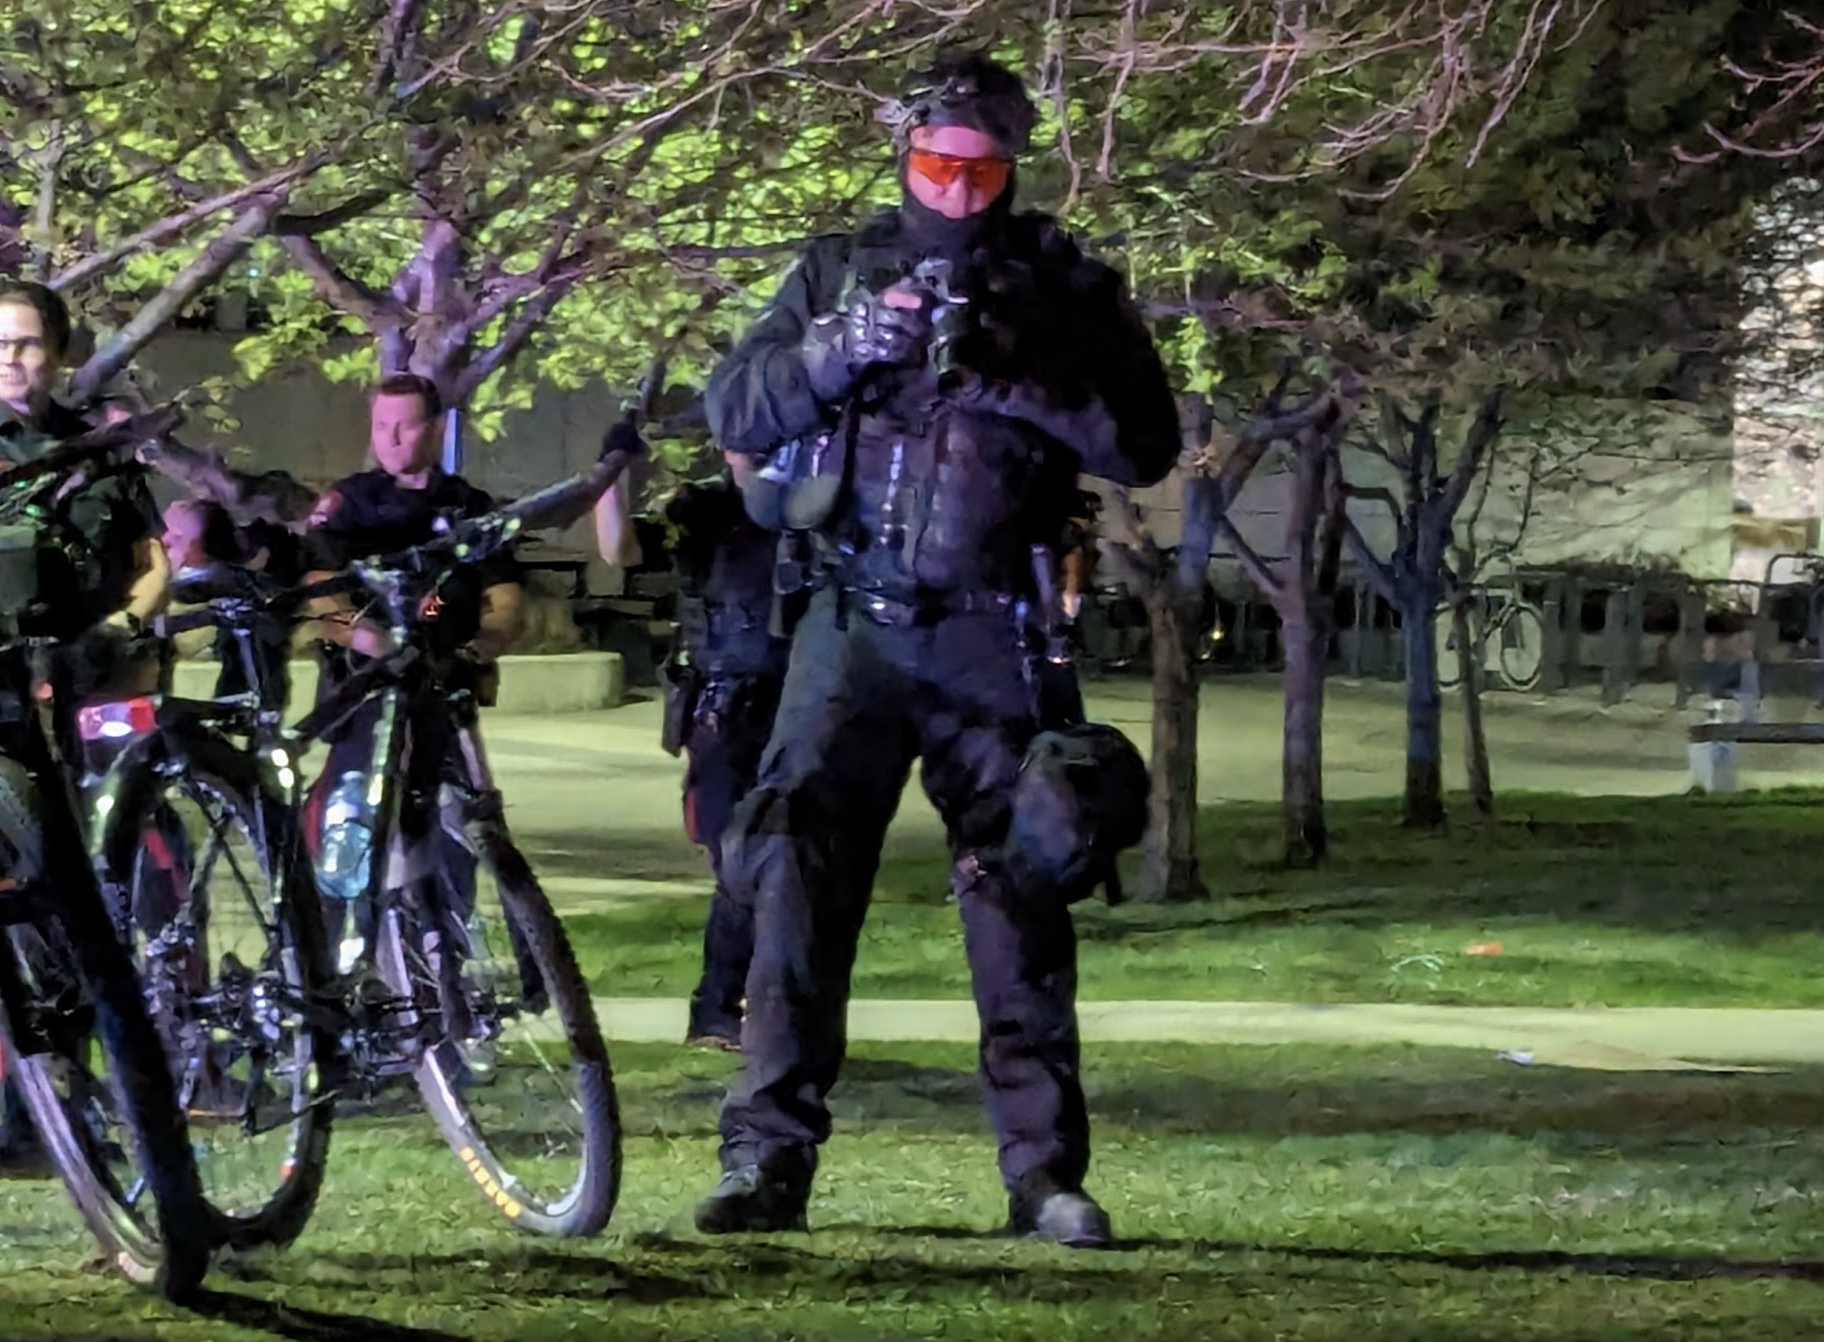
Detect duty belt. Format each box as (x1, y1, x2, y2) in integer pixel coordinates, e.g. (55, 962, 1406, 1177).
(850, 587, 1016, 629)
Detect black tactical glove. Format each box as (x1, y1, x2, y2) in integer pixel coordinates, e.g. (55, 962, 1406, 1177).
(801, 287, 931, 402)
(66, 617, 139, 697)
(599, 419, 647, 462)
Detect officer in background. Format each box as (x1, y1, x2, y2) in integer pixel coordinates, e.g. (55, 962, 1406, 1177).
(101, 382, 313, 706)
(611, 463, 793, 1051)
(159, 494, 301, 706)
(698, 51, 1178, 1245)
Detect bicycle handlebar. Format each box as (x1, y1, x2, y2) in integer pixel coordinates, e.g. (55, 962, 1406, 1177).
(156, 446, 640, 641)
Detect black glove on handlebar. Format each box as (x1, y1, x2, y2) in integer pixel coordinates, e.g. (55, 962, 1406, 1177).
(66, 619, 137, 696)
(599, 420, 647, 462)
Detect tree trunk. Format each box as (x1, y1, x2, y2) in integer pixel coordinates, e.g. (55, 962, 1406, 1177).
(1281, 611, 1329, 864)
(1399, 591, 1446, 828)
(1454, 599, 1495, 814)
(1138, 591, 1208, 902)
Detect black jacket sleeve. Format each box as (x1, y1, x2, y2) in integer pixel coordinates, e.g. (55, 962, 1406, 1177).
(704, 235, 853, 457)
(300, 482, 358, 573)
(455, 483, 523, 591)
(964, 240, 1180, 490)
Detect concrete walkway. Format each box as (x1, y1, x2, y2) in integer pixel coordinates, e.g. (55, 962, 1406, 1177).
(581, 997, 1824, 1073)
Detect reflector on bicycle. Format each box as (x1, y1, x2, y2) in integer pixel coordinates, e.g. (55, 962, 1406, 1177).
(76, 696, 159, 742)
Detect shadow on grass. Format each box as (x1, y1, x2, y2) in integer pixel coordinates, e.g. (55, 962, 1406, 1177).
(1114, 1236, 1824, 1285)
(565, 789, 1824, 948)
(609, 1048, 1824, 1160)
(1056, 790, 1824, 962)
(1087, 1068, 1824, 1150)
(550, 1230, 1824, 1293)
(207, 1248, 720, 1314)
(185, 1229, 1824, 1341)
(193, 1288, 475, 1342)
(521, 829, 706, 886)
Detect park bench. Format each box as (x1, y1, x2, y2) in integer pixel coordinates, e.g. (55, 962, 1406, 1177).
(1686, 703, 1824, 792)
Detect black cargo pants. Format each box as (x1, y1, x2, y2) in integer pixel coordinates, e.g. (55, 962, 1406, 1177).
(718, 585, 1089, 1198)
(681, 669, 783, 1029)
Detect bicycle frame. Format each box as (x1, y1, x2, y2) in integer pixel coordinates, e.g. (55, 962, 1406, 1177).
(79, 685, 429, 1115)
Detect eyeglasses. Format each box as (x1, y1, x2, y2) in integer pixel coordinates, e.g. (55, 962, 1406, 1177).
(906, 148, 1012, 197)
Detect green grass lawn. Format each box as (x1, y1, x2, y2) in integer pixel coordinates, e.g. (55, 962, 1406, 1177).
(5, 1040, 1824, 1339)
(561, 789, 1824, 1008)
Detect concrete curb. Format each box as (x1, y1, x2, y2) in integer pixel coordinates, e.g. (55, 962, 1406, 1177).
(576, 997, 1824, 1071)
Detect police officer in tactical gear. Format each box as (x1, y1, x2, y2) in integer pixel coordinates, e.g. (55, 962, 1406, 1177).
(640, 467, 793, 1050)
(0, 281, 170, 1170)
(160, 494, 303, 707)
(697, 50, 1179, 1246)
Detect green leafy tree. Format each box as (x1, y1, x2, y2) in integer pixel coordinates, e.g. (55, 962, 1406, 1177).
(0, 2, 379, 400)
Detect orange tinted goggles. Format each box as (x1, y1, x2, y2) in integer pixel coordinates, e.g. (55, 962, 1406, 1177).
(906, 148, 1013, 196)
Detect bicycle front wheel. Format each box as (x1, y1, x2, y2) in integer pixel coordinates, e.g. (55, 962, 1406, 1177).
(0, 752, 211, 1299)
(378, 822, 620, 1238)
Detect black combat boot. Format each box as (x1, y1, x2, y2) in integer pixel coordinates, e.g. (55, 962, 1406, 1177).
(684, 992, 743, 1052)
(1008, 1176, 1113, 1249)
(694, 1155, 812, 1234)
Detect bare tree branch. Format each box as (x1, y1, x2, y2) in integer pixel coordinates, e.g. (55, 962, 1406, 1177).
(278, 233, 409, 331)
(1099, 538, 1157, 595)
(1214, 511, 1286, 600)
(1343, 514, 1399, 605)
(452, 267, 592, 404)
(1344, 482, 1406, 520)
(1376, 392, 1416, 473)
(1677, 10, 1824, 163)
(1434, 387, 1507, 520)
(1097, 0, 1143, 182)
(1040, 0, 1086, 212)
(70, 195, 289, 400)
(273, 188, 393, 239)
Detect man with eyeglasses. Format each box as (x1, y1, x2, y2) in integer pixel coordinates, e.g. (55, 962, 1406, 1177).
(698, 49, 1178, 1246)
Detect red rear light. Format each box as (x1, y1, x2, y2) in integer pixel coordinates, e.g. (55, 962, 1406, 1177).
(76, 696, 159, 743)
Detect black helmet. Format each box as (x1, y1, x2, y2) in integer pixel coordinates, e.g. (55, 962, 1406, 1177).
(1003, 722, 1150, 905)
(878, 49, 1039, 154)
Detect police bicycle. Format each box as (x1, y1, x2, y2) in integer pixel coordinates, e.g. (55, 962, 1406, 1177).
(85, 465, 627, 1249)
(0, 415, 211, 1298)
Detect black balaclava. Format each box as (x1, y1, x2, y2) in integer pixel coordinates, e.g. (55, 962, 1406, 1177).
(880, 50, 1039, 259)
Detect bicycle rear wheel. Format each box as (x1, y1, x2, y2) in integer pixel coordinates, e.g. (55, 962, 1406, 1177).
(1496, 602, 1547, 693)
(1433, 605, 1465, 690)
(95, 730, 338, 1251)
